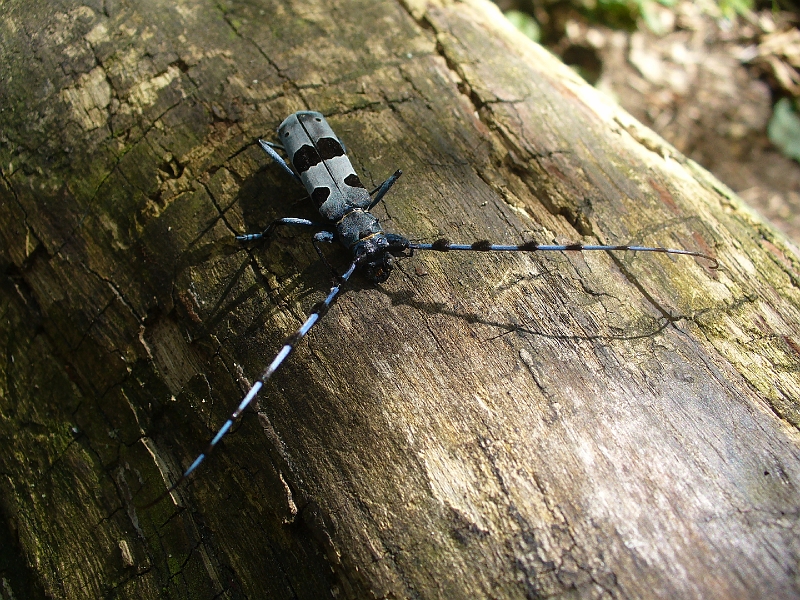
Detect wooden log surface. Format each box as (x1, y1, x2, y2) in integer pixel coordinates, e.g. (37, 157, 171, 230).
(1, 0, 799, 597)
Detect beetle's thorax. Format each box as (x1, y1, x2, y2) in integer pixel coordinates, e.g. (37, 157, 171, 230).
(336, 207, 385, 249)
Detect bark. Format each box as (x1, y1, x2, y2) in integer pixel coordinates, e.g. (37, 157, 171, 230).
(1, 0, 799, 598)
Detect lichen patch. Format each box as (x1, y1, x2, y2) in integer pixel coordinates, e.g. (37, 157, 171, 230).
(60, 66, 111, 131)
(84, 21, 108, 46)
(127, 64, 183, 111)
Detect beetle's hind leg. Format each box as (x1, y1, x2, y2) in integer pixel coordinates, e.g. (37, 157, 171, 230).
(236, 217, 328, 243)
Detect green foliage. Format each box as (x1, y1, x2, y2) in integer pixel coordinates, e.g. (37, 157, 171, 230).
(503, 0, 755, 38)
(717, 0, 754, 19)
(768, 98, 800, 162)
(637, 0, 676, 34)
(505, 9, 541, 41)
(584, 0, 641, 30)
(597, 0, 754, 29)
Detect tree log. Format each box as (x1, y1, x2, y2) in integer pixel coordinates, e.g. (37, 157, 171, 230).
(1, 0, 799, 598)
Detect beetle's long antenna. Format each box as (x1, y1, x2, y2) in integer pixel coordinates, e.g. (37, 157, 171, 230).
(410, 239, 718, 269)
(142, 260, 360, 508)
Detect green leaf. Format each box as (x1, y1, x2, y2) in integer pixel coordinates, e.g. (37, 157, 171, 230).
(718, 0, 753, 19)
(768, 98, 800, 162)
(504, 10, 541, 42)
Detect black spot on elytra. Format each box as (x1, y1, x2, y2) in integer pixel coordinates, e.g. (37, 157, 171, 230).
(344, 173, 365, 189)
(316, 137, 345, 160)
(311, 187, 331, 207)
(292, 145, 321, 173)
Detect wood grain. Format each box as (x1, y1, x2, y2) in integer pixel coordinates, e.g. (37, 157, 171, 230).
(1, 0, 799, 597)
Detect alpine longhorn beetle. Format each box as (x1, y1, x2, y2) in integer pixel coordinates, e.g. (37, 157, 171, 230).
(150, 110, 718, 503)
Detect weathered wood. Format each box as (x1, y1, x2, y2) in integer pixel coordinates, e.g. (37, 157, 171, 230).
(1, 0, 799, 598)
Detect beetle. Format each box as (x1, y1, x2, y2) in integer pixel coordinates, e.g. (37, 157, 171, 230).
(146, 110, 717, 504)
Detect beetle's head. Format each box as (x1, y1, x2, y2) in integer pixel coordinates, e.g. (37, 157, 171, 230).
(353, 233, 412, 283)
(353, 235, 394, 283)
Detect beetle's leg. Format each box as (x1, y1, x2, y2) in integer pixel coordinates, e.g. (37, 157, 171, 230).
(258, 139, 302, 184)
(236, 217, 326, 243)
(367, 169, 403, 210)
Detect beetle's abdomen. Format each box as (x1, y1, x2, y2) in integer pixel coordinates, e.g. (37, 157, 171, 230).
(278, 111, 371, 221)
